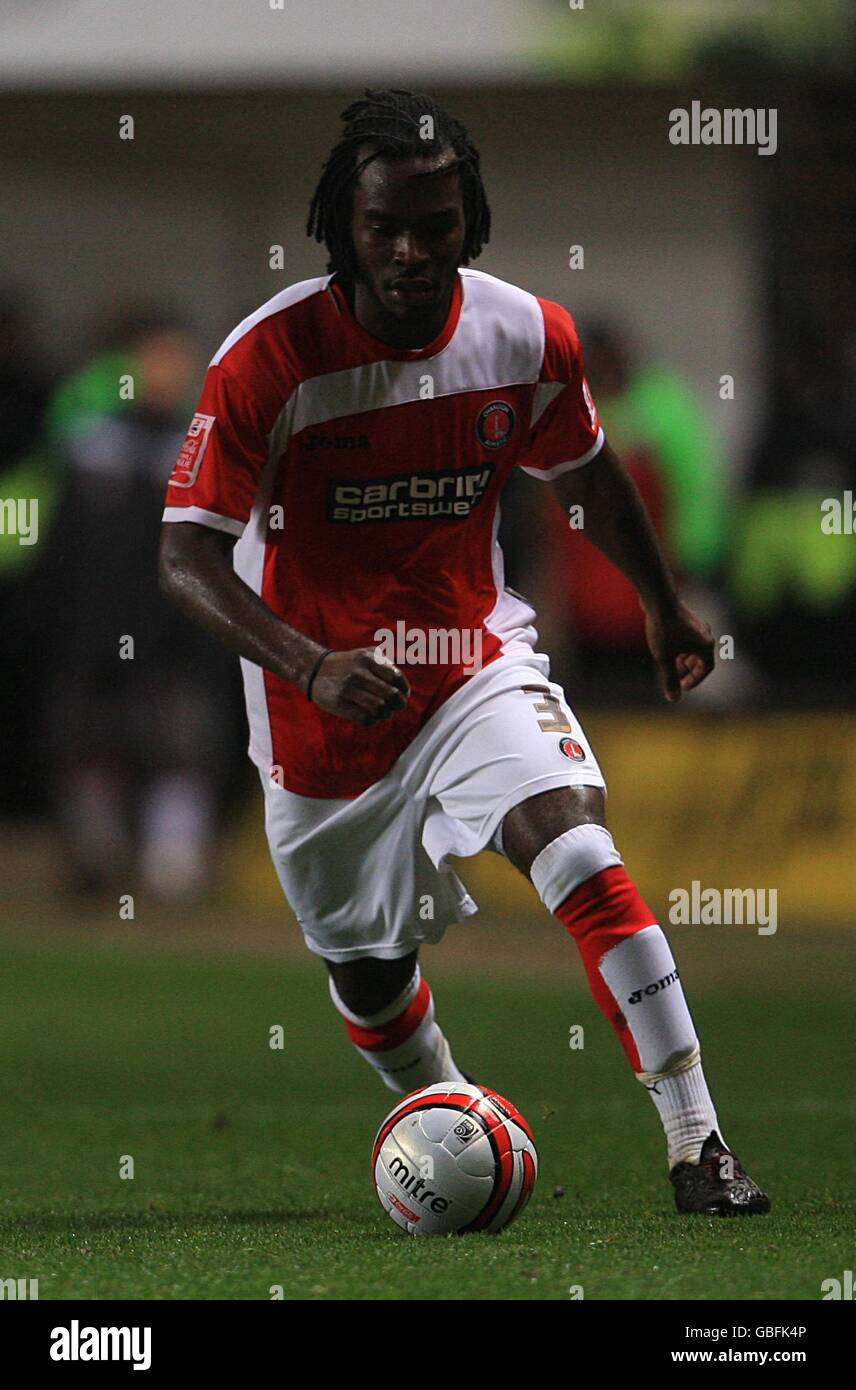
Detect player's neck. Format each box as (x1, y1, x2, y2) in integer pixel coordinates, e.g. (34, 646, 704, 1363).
(346, 278, 455, 350)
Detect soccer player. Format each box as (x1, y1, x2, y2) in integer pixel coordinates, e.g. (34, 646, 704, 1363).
(159, 90, 769, 1215)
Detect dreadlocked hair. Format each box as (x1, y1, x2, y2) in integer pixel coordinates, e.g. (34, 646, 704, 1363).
(306, 88, 490, 279)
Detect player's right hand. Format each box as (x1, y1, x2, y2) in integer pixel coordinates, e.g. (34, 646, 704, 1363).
(307, 648, 410, 726)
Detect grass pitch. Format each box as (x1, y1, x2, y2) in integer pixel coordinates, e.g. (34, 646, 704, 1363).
(0, 925, 851, 1300)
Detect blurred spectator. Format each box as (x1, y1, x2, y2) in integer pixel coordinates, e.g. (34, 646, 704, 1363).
(584, 322, 728, 580)
(532, 319, 733, 705)
(731, 385, 856, 706)
(41, 308, 245, 900)
(0, 289, 56, 815)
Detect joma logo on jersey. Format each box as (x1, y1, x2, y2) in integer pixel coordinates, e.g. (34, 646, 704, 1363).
(328, 464, 494, 524)
(303, 433, 370, 450)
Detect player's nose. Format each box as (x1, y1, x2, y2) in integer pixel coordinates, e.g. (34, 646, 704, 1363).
(392, 230, 430, 269)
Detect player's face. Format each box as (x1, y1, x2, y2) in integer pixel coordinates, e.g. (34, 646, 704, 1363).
(350, 147, 467, 343)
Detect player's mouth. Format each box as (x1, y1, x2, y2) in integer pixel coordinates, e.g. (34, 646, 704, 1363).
(388, 278, 437, 303)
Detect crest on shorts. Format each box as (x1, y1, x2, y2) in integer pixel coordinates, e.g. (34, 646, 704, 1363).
(559, 736, 585, 761)
(476, 400, 515, 449)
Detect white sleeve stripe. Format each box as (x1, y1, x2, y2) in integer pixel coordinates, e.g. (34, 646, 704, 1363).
(530, 380, 566, 428)
(518, 427, 605, 480)
(210, 276, 330, 366)
(161, 506, 246, 537)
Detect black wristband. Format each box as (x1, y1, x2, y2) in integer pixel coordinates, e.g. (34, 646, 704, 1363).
(305, 649, 333, 703)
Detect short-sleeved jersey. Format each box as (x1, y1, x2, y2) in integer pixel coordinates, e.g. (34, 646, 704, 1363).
(162, 267, 603, 798)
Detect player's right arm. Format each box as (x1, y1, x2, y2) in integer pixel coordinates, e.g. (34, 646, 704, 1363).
(158, 356, 407, 727)
(158, 521, 408, 727)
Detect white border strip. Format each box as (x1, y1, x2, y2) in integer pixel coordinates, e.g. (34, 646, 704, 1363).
(161, 505, 245, 537)
(518, 426, 604, 480)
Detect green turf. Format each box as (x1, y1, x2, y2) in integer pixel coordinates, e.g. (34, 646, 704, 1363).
(0, 929, 852, 1300)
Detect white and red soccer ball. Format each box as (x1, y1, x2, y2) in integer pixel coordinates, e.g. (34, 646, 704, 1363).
(372, 1082, 538, 1236)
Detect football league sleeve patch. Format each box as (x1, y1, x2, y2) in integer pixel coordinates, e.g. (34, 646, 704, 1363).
(162, 364, 269, 537)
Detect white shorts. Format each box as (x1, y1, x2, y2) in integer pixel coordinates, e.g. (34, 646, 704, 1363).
(260, 651, 606, 962)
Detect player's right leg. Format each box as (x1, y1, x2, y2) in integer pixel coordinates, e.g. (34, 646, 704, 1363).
(325, 950, 470, 1094)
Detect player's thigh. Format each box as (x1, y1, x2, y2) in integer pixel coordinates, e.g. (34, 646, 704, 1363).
(425, 667, 606, 861)
(326, 950, 419, 1017)
(502, 784, 606, 880)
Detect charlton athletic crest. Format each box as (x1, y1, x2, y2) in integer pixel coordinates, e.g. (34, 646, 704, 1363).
(476, 400, 515, 449)
(559, 736, 586, 761)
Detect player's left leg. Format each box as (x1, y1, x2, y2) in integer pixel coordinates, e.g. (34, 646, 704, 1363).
(258, 762, 476, 1099)
(502, 785, 770, 1215)
(326, 950, 469, 1094)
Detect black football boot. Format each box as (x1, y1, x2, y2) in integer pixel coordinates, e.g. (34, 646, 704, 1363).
(670, 1130, 771, 1215)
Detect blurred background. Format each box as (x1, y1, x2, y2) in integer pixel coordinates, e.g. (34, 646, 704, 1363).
(1, 0, 854, 932)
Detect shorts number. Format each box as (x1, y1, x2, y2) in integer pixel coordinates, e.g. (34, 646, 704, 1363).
(522, 686, 572, 734)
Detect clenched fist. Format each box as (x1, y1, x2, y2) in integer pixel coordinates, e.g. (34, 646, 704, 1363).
(307, 648, 410, 726)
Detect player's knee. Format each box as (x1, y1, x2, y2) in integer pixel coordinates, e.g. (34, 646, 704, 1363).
(325, 951, 418, 1019)
(502, 785, 606, 879)
(528, 823, 624, 912)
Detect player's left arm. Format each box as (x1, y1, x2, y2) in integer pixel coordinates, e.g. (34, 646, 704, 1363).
(552, 438, 715, 702)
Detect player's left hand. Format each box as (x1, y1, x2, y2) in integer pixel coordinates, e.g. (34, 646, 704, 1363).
(644, 602, 715, 703)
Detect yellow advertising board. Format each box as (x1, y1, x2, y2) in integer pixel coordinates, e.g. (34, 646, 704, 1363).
(229, 713, 856, 929)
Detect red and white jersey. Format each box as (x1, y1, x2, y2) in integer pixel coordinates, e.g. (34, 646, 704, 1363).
(162, 268, 603, 798)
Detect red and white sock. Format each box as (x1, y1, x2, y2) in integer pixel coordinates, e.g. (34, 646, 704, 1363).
(531, 825, 723, 1167)
(329, 965, 466, 1094)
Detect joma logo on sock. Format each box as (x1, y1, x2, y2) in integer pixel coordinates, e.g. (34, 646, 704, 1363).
(379, 1057, 420, 1076)
(627, 969, 679, 1005)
